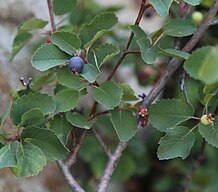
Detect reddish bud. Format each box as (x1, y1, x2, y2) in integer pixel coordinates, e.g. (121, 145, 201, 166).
(46, 37, 52, 43)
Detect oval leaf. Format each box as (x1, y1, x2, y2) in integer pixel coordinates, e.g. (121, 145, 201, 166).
(80, 64, 100, 83)
(149, 99, 194, 132)
(137, 38, 158, 64)
(56, 67, 88, 90)
(0, 142, 18, 168)
(80, 12, 118, 48)
(92, 81, 123, 109)
(55, 89, 79, 112)
(21, 127, 69, 160)
(150, 0, 173, 17)
(110, 108, 137, 142)
(159, 47, 190, 60)
(49, 115, 72, 144)
(32, 44, 70, 71)
(11, 142, 46, 177)
(66, 112, 96, 129)
(157, 126, 195, 160)
(20, 108, 45, 127)
(51, 32, 81, 55)
(184, 46, 212, 80)
(119, 83, 138, 101)
(165, 19, 196, 37)
(10, 92, 55, 125)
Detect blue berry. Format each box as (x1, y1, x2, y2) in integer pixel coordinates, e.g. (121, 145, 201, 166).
(68, 56, 85, 73)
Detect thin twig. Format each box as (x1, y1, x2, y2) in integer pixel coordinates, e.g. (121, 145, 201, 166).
(142, 0, 218, 108)
(107, 1, 149, 81)
(57, 161, 85, 192)
(65, 129, 88, 167)
(97, 142, 128, 192)
(47, 0, 56, 32)
(92, 128, 112, 157)
(184, 140, 206, 192)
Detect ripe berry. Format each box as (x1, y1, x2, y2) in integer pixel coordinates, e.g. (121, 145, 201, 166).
(68, 56, 85, 73)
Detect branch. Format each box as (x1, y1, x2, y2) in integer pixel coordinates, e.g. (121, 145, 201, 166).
(107, 1, 149, 81)
(57, 161, 85, 192)
(142, 0, 218, 108)
(97, 142, 128, 192)
(92, 128, 112, 157)
(184, 140, 206, 192)
(47, 0, 56, 32)
(65, 129, 88, 167)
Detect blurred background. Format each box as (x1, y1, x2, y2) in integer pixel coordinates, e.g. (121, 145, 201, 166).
(0, 0, 218, 191)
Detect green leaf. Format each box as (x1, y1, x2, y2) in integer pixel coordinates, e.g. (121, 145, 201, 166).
(49, 115, 72, 144)
(30, 72, 55, 92)
(10, 92, 55, 125)
(11, 142, 46, 177)
(21, 127, 69, 160)
(119, 83, 138, 101)
(199, 47, 218, 84)
(10, 32, 32, 61)
(157, 126, 195, 160)
(80, 12, 118, 49)
(80, 64, 100, 83)
(0, 142, 18, 168)
(66, 112, 96, 129)
(10, 18, 48, 61)
(184, 46, 218, 84)
(150, 0, 174, 17)
(137, 38, 158, 64)
(198, 118, 218, 148)
(53, 0, 77, 15)
(159, 47, 190, 60)
(56, 67, 88, 90)
(20, 108, 45, 127)
(149, 99, 194, 132)
(92, 81, 123, 109)
(0, 101, 12, 129)
(32, 44, 70, 71)
(110, 108, 137, 142)
(130, 25, 147, 40)
(18, 18, 48, 33)
(55, 89, 79, 112)
(51, 32, 82, 55)
(165, 19, 196, 37)
(183, 0, 203, 6)
(90, 44, 120, 67)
